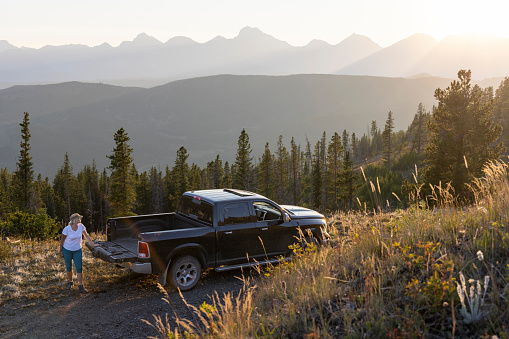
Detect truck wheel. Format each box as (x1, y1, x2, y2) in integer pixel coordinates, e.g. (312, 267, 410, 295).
(168, 256, 202, 291)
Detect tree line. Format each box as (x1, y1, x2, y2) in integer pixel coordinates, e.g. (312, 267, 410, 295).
(1, 70, 508, 238)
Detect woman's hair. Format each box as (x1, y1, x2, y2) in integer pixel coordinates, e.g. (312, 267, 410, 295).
(69, 213, 82, 225)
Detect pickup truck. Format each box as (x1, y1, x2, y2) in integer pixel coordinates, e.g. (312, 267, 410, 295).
(86, 188, 327, 291)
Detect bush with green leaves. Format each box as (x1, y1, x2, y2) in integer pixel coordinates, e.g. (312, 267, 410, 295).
(0, 209, 60, 240)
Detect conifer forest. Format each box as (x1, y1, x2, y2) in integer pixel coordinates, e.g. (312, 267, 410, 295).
(1, 70, 509, 239)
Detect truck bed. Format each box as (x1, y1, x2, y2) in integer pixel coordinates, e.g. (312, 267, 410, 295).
(88, 212, 207, 263)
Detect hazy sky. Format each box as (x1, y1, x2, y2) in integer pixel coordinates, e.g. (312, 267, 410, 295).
(2, 0, 509, 48)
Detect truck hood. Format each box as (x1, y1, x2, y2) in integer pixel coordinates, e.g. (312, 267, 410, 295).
(281, 205, 325, 219)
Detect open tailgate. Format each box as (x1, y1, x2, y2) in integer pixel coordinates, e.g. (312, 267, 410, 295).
(86, 240, 138, 263)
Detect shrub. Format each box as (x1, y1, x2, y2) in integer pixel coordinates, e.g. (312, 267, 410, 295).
(0, 209, 60, 240)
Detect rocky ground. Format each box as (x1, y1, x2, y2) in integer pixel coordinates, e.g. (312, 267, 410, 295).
(0, 269, 250, 339)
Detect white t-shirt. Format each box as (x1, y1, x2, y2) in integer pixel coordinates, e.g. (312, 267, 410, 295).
(62, 223, 86, 251)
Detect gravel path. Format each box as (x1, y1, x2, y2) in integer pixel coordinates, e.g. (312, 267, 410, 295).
(0, 269, 250, 339)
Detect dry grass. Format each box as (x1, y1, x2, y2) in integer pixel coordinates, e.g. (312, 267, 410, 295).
(147, 160, 509, 338)
(0, 233, 139, 306)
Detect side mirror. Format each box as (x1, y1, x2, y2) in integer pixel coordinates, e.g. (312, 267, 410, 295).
(283, 212, 291, 223)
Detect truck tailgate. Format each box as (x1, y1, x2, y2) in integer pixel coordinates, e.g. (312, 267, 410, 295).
(86, 239, 138, 263)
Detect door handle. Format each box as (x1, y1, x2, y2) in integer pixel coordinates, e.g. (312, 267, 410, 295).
(225, 231, 232, 234)
(261, 228, 268, 231)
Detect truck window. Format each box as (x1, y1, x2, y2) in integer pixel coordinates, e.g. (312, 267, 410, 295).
(253, 201, 282, 221)
(178, 196, 213, 225)
(219, 202, 256, 226)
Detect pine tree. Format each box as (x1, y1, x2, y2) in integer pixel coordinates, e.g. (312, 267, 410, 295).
(290, 137, 300, 205)
(312, 141, 322, 210)
(189, 164, 202, 191)
(0, 169, 13, 217)
(233, 129, 253, 190)
(223, 161, 233, 188)
(359, 134, 370, 159)
(351, 133, 358, 159)
(53, 153, 74, 221)
(99, 169, 110, 226)
(39, 176, 56, 218)
(300, 138, 312, 207)
(327, 132, 343, 210)
(342, 130, 349, 155)
(415, 103, 426, 154)
(339, 152, 361, 210)
(370, 120, 380, 155)
(320, 131, 328, 209)
(11, 112, 35, 212)
(213, 155, 224, 188)
(424, 70, 505, 195)
(203, 161, 215, 188)
(274, 135, 289, 202)
(78, 161, 102, 230)
(382, 111, 395, 169)
(107, 127, 136, 216)
(258, 142, 274, 199)
(135, 171, 151, 215)
(169, 146, 190, 207)
(493, 77, 509, 145)
(148, 166, 164, 213)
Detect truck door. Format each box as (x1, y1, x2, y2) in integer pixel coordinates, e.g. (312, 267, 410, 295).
(253, 201, 294, 257)
(216, 202, 267, 265)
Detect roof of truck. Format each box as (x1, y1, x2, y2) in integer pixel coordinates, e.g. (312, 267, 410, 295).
(183, 189, 266, 203)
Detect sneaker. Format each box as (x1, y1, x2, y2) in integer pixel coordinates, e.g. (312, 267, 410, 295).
(66, 281, 73, 290)
(78, 284, 88, 293)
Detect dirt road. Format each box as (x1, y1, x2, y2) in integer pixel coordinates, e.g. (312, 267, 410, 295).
(0, 269, 249, 339)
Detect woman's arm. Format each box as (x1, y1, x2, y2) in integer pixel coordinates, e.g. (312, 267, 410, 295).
(83, 229, 99, 247)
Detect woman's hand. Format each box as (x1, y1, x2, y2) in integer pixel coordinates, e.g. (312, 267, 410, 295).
(59, 251, 63, 258)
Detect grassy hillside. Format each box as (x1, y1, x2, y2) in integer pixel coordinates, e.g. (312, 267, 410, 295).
(2, 161, 509, 337)
(149, 161, 509, 338)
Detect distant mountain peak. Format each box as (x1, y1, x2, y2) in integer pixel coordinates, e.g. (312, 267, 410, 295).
(0, 40, 18, 53)
(236, 26, 277, 41)
(134, 33, 162, 44)
(238, 26, 264, 36)
(305, 39, 331, 48)
(234, 26, 290, 48)
(342, 33, 379, 45)
(120, 33, 162, 48)
(165, 36, 197, 46)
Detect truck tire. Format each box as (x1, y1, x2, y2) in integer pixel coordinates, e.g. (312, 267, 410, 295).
(168, 255, 202, 291)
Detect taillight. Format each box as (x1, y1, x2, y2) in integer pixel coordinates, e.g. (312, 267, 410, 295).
(138, 241, 150, 258)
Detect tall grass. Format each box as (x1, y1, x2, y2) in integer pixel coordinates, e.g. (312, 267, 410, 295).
(0, 233, 135, 305)
(148, 160, 509, 338)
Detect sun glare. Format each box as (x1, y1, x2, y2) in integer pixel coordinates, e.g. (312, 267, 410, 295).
(432, 0, 509, 41)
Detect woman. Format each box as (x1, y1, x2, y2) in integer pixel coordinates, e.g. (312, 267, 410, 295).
(59, 213, 98, 293)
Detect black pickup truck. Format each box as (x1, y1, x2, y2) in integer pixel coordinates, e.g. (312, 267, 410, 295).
(87, 188, 327, 291)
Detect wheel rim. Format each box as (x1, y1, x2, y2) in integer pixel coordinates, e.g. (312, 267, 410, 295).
(175, 262, 198, 287)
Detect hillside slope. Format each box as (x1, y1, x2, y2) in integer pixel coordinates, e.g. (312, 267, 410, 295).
(0, 74, 504, 178)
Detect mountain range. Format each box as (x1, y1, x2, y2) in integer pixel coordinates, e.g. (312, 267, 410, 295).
(0, 74, 505, 179)
(1, 27, 509, 89)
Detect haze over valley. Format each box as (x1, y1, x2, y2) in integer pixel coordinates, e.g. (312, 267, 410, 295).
(1, 28, 509, 89)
